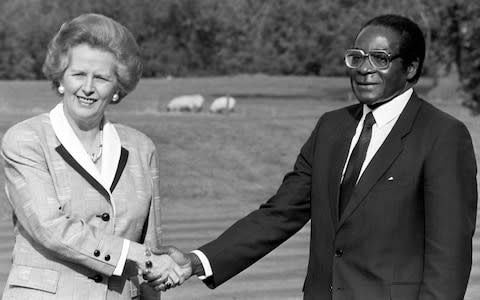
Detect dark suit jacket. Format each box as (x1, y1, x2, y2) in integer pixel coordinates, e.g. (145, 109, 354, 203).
(199, 93, 478, 300)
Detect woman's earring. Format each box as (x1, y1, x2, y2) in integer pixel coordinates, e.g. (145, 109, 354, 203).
(58, 85, 65, 95)
(112, 93, 119, 102)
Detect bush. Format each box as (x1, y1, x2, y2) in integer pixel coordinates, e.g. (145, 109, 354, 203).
(0, 0, 478, 115)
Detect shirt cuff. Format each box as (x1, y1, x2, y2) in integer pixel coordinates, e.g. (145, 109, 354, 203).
(113, 239, 130, 276)
(191, 249, 213, 280)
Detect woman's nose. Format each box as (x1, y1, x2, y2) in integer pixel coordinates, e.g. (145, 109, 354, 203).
(82, 76, 94, 96)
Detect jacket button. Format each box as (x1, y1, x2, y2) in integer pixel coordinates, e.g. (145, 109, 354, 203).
(329, 285, 333, 292)
(93, 274, 103, 283)
(335, 249, 343, 257)
(94, 249, 100, 257)
(101, 213, 110, 222)
(105, 254, 111, 261)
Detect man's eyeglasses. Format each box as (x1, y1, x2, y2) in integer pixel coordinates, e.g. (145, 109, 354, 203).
(345, 49, 401, 70)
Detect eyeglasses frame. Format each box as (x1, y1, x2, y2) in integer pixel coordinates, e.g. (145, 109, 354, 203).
(344, 48, 402, 70)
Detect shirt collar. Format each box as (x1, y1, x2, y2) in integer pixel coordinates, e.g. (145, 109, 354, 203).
(363, 88, 413, 128)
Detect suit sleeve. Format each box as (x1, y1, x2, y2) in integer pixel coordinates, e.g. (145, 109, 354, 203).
(138, 148, 162, 300)
(1, 126, 125, 276)
(141, 148, 162, 248)
(199, 117, 323, 288)
(420, 121, 478, 299)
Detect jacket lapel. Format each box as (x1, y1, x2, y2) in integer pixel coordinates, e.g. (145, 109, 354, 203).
(49, 103, 129, 198)
(55, 145, 129, 195)
(110, 148, 129, 193)
(327, 105, 363, 227)
(101, 120, 125, 192)
(338, 93, 422, 227)
(55, 145, 110, 199)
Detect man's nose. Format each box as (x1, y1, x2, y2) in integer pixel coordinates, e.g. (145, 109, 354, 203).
(358, 56, 375, 74)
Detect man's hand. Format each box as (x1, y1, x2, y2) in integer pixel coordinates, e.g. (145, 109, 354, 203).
(142, 253, 184, 292)
(143, 246, 195, 291)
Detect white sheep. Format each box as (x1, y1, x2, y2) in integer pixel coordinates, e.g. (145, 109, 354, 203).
(167, 94, 204, 112)
(209, 95, 236, 113)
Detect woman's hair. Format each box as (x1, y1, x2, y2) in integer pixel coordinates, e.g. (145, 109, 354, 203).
(42, 13, 142, 102)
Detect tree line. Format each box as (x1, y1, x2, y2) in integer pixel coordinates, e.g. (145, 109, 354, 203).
(1, 0, 479, 112)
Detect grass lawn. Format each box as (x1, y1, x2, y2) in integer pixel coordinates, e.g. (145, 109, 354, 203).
(0, 75, 478, 299)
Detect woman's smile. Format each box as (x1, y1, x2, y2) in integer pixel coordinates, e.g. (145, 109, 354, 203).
(76, 95, 99, 106)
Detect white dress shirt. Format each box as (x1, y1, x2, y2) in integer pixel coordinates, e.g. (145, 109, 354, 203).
(341, 88, 413, 182)
(196, 88, 413, 279)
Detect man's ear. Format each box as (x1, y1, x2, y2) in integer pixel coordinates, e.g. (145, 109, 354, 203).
(406, 60, 419, 80)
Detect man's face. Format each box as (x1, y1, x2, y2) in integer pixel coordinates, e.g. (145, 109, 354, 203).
(348, 25, 409, 106)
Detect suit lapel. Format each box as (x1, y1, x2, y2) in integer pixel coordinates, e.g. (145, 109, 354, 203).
(55, 145, 129, 195)
(327, 105, 363, 227)
(50, 103, 105, 187)
(110, 148, 129, 193)
(49, 103, 129, 199)
(55, 145, 110, 199)
(101, 120, 124, 191)
(338, 94, 422, 227)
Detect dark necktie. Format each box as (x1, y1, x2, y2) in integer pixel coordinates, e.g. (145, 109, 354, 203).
(339, 112, 376, 217)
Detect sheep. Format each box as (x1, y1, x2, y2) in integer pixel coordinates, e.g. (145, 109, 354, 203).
(209, 95, 236, 113)
(167, 94, 205, 112)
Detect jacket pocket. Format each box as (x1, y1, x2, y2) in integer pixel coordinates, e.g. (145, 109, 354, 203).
(8, 265, 59, 294)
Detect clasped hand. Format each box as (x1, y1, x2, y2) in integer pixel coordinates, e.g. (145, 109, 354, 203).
(141, 246, 193, 292)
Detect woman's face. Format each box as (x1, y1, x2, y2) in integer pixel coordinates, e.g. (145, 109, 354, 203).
(61, 44, 118, 130)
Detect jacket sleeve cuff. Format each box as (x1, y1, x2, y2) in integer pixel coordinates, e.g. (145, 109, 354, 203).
(112, 239, 130, 276)
(191, 249, 213, 279)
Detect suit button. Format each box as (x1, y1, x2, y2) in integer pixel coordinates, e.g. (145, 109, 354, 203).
(335, 249, 343, 257)
(105, 254, 111, 261)
(94, 250, 100, 257)
(329, 285, 333, 292)
(101, 213, 110, 222)
(93, 274, 103, 283)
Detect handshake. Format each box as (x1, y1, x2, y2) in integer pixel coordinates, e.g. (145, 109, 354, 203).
(137, 246, 204, 292)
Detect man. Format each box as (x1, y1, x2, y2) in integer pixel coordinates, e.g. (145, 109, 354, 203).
(150, 14, 478, 299)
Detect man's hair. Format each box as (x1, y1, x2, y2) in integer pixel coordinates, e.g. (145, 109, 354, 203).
(361, 14, 426, 83)
(42, 13, 142, 102)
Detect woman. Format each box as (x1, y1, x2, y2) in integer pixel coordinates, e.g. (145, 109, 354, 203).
(1, 14, 180, 299)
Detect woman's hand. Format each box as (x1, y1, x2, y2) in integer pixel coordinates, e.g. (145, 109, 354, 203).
(142, 253, 184, 292)
(143, 246, 196, 291)
(126, 243, 179, 290)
